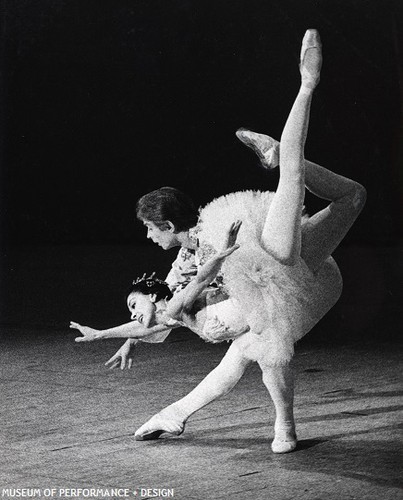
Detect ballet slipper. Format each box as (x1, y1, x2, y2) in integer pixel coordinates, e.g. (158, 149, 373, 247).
(299, 29, 322, 90)
(271, 436, 297, 454)
(235, 128, 280, 169)
(271, 425, 297, 454)
(134, 411, 185, 441)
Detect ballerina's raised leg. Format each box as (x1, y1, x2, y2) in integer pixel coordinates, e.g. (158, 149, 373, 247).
(236, 130, 366, 270)
(235, 132, 367, 271)
(260, 29, 321, 264)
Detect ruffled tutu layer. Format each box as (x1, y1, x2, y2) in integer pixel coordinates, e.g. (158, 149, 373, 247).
(197, 191, 343, 364)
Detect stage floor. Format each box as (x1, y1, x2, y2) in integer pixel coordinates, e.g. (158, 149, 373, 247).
(0, 327, 401, 500)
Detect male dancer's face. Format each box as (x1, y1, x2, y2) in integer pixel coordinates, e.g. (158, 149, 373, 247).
(143, 220, 179, 250)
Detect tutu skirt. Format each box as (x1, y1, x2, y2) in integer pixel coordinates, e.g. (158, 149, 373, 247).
(196, 191, 343, 364)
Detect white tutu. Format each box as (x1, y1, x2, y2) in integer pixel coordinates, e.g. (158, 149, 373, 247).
(196, 191, 343, 365)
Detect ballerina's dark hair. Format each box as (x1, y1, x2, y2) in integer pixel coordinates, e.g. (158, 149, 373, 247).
(128, 273, 173, 302)
(136, 186, 198, 232)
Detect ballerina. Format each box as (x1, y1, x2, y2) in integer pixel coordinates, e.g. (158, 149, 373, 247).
(72, 29, 366, 453)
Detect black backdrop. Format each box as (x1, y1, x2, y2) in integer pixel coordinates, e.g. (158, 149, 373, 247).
(2, 0, 402, 245)
(1, 0, 402, 331)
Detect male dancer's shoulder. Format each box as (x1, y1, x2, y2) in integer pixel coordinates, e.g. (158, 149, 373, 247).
(165, 247, 198, 293)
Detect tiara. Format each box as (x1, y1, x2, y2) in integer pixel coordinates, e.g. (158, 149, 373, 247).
(132, 272, 168, 288)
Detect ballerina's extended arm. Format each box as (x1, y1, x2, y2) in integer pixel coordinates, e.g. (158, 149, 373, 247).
(70, 318, 178, 342)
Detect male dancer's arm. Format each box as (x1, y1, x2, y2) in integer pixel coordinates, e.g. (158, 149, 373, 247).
(167, 222, 241, 319)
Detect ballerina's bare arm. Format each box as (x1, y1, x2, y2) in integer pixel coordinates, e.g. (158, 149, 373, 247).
(167, 221, 241, 320)
(70, 319, 177, 342)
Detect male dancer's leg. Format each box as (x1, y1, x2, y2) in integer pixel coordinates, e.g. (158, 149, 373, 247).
(259, 361, 296, 453)
(134, 341, 250, 440)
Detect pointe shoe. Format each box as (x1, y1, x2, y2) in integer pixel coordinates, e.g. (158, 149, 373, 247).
(134, 412, 185, 441)
(235, 128, 280, 169)
(300, 29, 322, 89)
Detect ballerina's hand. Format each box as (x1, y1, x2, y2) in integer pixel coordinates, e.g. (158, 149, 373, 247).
(70, 321, 102, 342)
(220, 220, 242, 257)
(105, 339, 136, 370)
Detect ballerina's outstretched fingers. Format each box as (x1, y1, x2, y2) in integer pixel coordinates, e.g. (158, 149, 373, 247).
(70, 321, 102, 342)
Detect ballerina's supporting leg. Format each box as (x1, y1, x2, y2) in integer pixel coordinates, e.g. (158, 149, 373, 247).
(134, 342, 250, 440)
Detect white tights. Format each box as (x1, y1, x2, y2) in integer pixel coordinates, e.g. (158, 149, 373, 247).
(168, 341, 295, 442)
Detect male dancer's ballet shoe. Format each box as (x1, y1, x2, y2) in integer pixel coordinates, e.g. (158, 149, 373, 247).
(300, 29, 322, 89)
(271, 424, 297, 454)
(271, 436, 297, 454)
(236, 128, 279, 169)
(134, 412, 185, 441)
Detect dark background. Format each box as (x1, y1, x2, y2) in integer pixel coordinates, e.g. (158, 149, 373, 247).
(1, 0, 402, 336)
